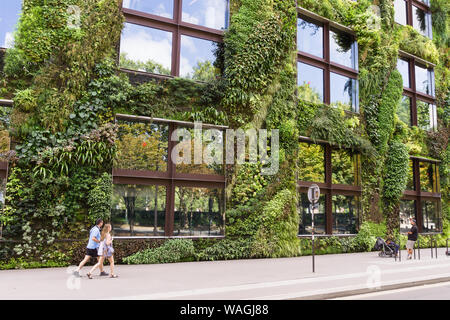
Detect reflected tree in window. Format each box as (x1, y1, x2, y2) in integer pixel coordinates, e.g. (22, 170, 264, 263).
(331, 149, 356, 185)
(120, 52, 171, 75)
(114, 121, 168, 171)
(297, 143, 325, 183)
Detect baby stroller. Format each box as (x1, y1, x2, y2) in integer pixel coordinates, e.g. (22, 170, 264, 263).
(374, 237, 399, 258)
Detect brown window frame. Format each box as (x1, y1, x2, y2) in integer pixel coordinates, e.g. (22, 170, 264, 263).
(296, 8, 359, 113)
(398, 52, 436, 129)
(297, 136, 362, 235)
(119, 0, 225, 78)
(395, 0, 432, 38)
(113, 114, 227, 238)
(402, 156, 441, 233)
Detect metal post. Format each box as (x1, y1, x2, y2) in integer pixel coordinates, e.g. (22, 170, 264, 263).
(418, 237, 421, 260)
(399, 237, 401, 262)
(435, 240, 438, 259)
(431, 237, 433, 259)
(311, 204, 315, 273)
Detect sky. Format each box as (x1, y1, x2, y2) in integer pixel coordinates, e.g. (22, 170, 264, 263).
(0, 0, 22, 48)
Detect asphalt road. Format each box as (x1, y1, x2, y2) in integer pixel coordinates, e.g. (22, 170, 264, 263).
(335, 281, 450, 300)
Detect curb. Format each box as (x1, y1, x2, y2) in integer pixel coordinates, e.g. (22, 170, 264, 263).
(288, 276, 450, 300)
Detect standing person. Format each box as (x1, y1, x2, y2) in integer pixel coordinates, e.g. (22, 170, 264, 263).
(87, 223, 118, 279)
(407, 218, 418, 260)
(73, 218, 108, 277)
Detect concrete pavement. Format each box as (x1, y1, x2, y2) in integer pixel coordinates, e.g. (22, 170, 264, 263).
(0, 248, 449, 300)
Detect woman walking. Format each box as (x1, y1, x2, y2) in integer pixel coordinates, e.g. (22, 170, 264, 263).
(87, 223, 118, 279)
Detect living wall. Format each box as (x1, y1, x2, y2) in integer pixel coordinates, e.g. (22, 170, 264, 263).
(0, 0, 448, 267)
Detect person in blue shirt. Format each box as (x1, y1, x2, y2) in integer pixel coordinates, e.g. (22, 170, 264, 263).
(73, 218, 108, 277)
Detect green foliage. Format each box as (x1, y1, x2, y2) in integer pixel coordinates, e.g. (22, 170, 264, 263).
(87, 173, 113, 223)
(0, 256, 69, 270)
(352, 221, 387, 252)
(123, 239, 195, 264)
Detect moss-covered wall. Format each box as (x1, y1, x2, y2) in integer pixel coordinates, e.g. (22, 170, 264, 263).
(0, 0, 448, 267)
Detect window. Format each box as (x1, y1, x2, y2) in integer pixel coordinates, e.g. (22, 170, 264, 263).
(397, 56, 436, 130)
(113, 114, 227, 237)
(394, 0, 408, 25)
(297, 13, 359, 113)
(402, 157, 441, 233)
(394, 0, 432, 39)
(0, 0, 22, 49)
(120, 0, 227, 77)
(297, 138, 361, 235)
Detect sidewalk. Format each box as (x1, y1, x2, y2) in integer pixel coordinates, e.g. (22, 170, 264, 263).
(0, 248, 449, 300)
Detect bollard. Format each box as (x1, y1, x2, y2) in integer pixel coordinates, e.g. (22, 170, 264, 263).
(418, 237, 421, 260)
(435, 240, 438, 259)
(447, 238, 449, 257)
(414, 242, 416, 260)
(431, 237, 433, 259)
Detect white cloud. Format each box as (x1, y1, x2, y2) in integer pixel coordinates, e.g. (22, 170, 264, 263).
(182, 11, 199, 25)
(120, 27, 172, 70)
(179, 56, 193, 78)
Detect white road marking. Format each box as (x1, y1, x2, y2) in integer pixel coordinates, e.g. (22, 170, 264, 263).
(109, 262, 450, 300)
(333, 281, 450, 300)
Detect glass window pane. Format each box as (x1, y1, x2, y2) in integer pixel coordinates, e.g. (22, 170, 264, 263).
(174, 187, 225, 236)
(111, 184, 166, 236)
(298, 193, 326, 235)
(330, 73, 358, 112)
(297, 17, 323, 58)
(0, 0, 22, 48)
(297, 62, 324, 103)
(394, 0, 407, 25)
(115, 120, 169, 172)
(298, 143, 325, 183)
(400, 200, 416, 233)
(415, 64, 434, 96)
(412, 6, 429, 37)
(330, 30, 356, 69)
(397, 58, 410, 88)
(122, 0, 174, 19)
(120, 23, 172, 75)
(332, 195, 359, 234)
(419, 162, 437, 193)
(174, 127, 224, 175)
(422, 201, 441, 233)
(397, 95, 411, 126)
(0, 106, 12, 154)
(332, 149, 358, 185)
(406, 160, 414, 190)
(180, 35, 219, 81)
(182, 0, 229, 30)
(416, 100, 434, 130)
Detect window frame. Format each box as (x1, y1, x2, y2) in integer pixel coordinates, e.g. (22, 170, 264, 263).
(296, 8, 359, 113)
(112, 114, 227, 238)
(297, 136, 361, 235)
(395, 0, 432, 38)
(398, 51, 436, 130)
(402, 156, 441, 234)
(120, 0, 226, 78)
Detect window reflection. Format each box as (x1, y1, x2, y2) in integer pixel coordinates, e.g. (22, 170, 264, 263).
(412, 6, 430, 37)
(0, 0, 22, 48)
(330, 73, 358, 112)
(298, 193, 326, 235)
(397, 58, 410, 88)
(415, 64, 434, 96)
(422, 201, 441, 233)
(122, 0, 174, 19)
(174, 187, 225, 236)
(419, 162, 437, 193)
(330, 30, 356, 69)
(332, 195, 358, 234)
(416, 100, 435, 131)
(298, 143, 325, 183)
(394, 0, 407, 25)
(406, 160, 414, 190)
(297, 17, 323, 58)
(397, 96, 411, 126)
(115, 120, 169, 172)
(297, 62, 324, 103)
(182, 0, 229, 30)
(331, 149, 358, 185)
(0, 106, 12, 156)
(111, 184, 167, 236)
(399, 200, 416, 233)
(174, 127, 224, 175)
(120, 23, 172, 75)
(180, 35, 219, 81)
